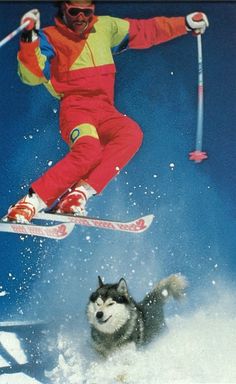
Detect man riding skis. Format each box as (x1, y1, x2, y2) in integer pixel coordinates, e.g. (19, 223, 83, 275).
(7, 0, 209, 222)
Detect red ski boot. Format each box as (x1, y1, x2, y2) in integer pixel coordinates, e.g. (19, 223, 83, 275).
(7, 193, 45, 223)
(56, 188, 88, 216)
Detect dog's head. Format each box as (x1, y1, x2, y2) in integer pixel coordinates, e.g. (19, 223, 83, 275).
(87, 276, 132, 334)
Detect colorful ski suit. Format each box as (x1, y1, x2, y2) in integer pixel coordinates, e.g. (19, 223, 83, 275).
(18, 14, 187, 206)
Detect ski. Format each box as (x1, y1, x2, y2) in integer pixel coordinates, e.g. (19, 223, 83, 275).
(35, 212, 154, 233)
(0, 221, 74, 240)
(0, 320, 47, 331)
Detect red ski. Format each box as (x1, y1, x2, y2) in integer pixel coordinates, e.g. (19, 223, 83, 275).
(35, 212, 154, 233)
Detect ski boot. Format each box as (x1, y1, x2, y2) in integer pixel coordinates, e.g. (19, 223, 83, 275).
(56, 186, 88, 216)
(7, 191, 46, 223)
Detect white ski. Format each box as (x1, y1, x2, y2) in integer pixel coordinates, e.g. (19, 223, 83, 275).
(0, 221, 74, 240)
(35, 212, 154, 233)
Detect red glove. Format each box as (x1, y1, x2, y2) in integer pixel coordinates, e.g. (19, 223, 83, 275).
(186, 12, 209, 34)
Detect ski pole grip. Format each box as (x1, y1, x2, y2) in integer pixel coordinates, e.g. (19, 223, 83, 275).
(193, 13, 204, 22)
(22, 17, 35, 31)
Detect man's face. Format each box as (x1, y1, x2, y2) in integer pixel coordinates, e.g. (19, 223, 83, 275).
(62, 2, 95, 34)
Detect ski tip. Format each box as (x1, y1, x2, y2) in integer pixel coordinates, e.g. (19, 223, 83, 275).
(139, 214, 155, 231)
(141, 213, 154, 222)
(123, 214, 155, 233)
(49, 222, 75, 239)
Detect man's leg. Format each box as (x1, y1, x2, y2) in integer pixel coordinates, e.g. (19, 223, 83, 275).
(32, 132, 102, 206)
(56, 113, 143, 215)
(7, 125, 102, 222)
(85, 113, 143, 193)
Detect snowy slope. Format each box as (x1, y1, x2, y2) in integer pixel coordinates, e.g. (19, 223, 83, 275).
(45, 292, 236, 384)
(0, 373, 42, 384)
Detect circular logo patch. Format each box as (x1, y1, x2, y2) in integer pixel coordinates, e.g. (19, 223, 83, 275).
(70, 128, 80, 144)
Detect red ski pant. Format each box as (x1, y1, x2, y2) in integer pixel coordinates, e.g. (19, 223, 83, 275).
(32, 95, 143, 207)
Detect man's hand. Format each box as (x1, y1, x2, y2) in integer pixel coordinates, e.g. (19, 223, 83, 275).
(20, 9, 40, 42)
(21, 9, 40, 30)
(186, 12, 209, 34)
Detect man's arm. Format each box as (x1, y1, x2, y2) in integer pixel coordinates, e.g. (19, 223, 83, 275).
(110, 12, 209, 53)
(17, 9, 55, 86)
(127, 16, 187, 49)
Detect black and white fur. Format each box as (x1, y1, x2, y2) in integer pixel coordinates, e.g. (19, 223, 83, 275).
(87, 274, 187, 357)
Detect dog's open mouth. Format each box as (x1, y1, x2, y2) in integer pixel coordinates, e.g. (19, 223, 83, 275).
(98, 315, 112, 324)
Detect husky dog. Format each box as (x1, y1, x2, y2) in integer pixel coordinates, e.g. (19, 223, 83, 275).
(87, 274, 187, 357)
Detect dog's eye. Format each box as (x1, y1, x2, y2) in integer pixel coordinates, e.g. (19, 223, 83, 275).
(90, 293, 98, 302)
(108, 302, 115, 306)
(115, 296, 125, 303)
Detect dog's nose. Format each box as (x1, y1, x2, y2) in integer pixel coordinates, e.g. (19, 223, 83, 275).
(96, 311, 103, 319)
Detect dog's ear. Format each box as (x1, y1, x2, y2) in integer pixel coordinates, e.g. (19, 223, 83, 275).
(98, 276, 104, 287)
(117, 278, 128, 296)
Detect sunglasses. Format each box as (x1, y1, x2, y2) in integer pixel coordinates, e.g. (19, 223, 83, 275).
(65, 5, 94, 17)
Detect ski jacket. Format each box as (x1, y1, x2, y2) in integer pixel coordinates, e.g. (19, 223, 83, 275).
(18, 15, 187, 103)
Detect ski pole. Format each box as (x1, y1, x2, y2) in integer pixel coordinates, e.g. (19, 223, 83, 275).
(189, 34, 208, 163)
(0, 20, 30, 49)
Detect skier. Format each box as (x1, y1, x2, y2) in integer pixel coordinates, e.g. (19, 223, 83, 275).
(7, 0, 209, 223)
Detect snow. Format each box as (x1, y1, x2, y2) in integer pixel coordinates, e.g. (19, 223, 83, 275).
(0, 292, 235, 383)
(44, 291, 236, 384)
(0, 373, 42, 384)
(0, 332, 27, 365)
(161, 288, 168, 297)
(0, 332, 42, 383)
